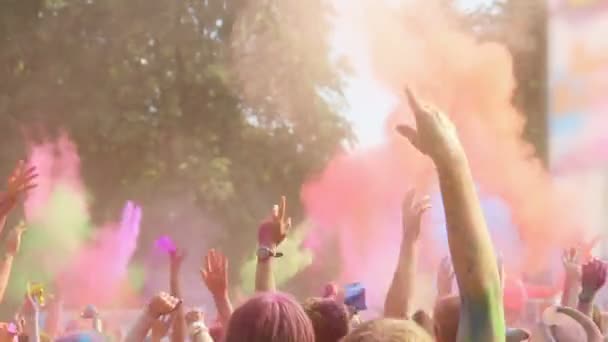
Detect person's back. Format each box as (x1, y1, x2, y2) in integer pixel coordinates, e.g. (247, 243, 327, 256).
(343, 318, 432, 342)
(224, 291, 314, 342)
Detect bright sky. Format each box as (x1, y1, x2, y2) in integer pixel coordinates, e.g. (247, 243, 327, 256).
(335, 0, 496, 147)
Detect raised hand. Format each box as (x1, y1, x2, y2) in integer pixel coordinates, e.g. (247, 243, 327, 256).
(2, 161, 37, 208)
(1, 161, 37, 234)
(396, 87, 463, 164)
(437, 257, 455, 298)
(147, 292, 181, 319)
(402, 189, 431, 243)
(580, 259, 607, 300)
(562, 248, 581, 281)
(200, 249, 228, 298)
(258, 196, 291, 248)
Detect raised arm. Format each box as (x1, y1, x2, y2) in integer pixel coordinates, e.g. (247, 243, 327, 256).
(151, 313, 175, 342)
(384, 189, 430, 318)
(125, 292, 181, 342)
(577, 259, 607, 317)
(22, 292, 42, 342)
(255, 196, 290, 292)
(0, 162, 37, 304)
(44, 291, 64, 339)
(397, 87, 505, 341)
(200, 249, 233, 327)
(557, 306, 603, 342)
(0, 222, 26, 303)
(169, 249, 187, 342)
(561, 248, 581, 308)
(185, 310, 214, 342)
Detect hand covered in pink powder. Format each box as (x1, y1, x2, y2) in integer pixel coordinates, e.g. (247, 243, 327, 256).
(396, 87, 464, 164)
(402, 189, 431, 243)
(257, 196, 291, 248)
(580, 259, 607, 299)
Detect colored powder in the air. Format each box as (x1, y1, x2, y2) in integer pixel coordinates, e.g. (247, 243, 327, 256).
(7, 135, 142, 307)
(7, 137, 92, 301)
(127, 262, 146, 292)
(552, 114, 608, 173)
(58, 201, 142, 306)
(239, 221, 313, 294)
(302, 0, 584, 310)
(155, 235, 177, 254)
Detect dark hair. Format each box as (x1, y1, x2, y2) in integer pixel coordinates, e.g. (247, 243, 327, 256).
(343, 318, 432, 342)
(224, 292, 314, 342)
(302, 297, 350, 342)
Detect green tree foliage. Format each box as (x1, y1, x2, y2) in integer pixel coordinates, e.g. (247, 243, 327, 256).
(0, 0, 353, 292)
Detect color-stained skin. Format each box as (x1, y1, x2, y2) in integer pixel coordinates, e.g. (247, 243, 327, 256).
(398, 87, 505, 341)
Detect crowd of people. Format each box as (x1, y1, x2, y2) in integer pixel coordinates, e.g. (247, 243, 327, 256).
(0, 88, 607, 341)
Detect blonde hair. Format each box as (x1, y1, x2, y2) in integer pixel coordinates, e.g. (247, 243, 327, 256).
(343, 318, 433, 342)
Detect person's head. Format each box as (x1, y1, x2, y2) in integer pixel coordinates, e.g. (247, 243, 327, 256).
(343, 318, 432, 342)
(224, 291, 314, 342)
(433, 295, 460, 342)
(302, 297, 349, 342)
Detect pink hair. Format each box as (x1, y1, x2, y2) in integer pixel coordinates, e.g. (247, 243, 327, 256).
(224, 292, 314, 342)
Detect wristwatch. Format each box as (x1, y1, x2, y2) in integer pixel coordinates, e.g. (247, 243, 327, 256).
(257, 246, 284, 261)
